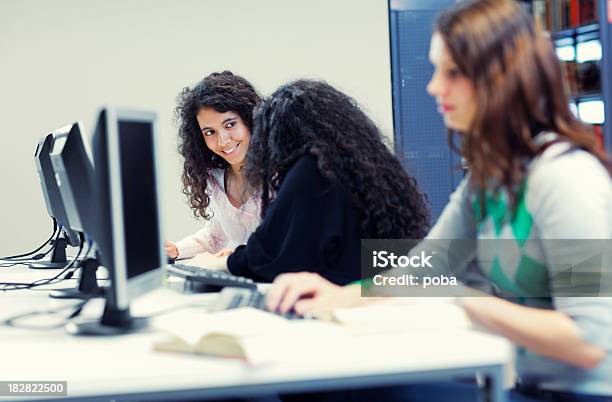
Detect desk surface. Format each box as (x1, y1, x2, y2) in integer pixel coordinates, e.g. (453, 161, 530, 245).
(0, 266, 511, 402)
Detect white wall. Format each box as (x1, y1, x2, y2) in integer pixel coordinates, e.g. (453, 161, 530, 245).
(0, 0, 393, 254)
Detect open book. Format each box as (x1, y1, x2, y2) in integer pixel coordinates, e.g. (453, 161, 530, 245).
(152, 307, 346, 365)
(153, 299, 472, 364)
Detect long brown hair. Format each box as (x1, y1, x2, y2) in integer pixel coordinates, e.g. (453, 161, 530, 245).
(436, 0, 611, 206)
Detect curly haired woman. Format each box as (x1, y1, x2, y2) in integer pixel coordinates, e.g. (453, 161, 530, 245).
(200, 79, 430, 285)
(165, 71, 262, 260)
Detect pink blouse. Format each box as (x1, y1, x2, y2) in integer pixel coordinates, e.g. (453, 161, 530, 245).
(174, 169, 261, 258)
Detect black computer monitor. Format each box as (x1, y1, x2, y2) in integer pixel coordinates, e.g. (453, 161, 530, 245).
(49, 122, 95, 235)
(32, 129, 82, 269)
(48, 122, 103, 299)
(34, 134, 71, 228)
(66, 107, 165, 335)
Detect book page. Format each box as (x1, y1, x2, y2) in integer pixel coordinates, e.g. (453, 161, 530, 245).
(332, 298, 472, 334)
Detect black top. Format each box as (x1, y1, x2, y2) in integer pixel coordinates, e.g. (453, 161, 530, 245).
(227, 155, 361, 285)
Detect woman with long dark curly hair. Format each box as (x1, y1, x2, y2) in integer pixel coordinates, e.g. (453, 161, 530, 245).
(201, 79, 430, 285)
(165, 71, 262, 260)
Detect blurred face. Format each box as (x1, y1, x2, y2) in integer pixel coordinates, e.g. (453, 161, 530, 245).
(426, 32, 476, 132)
(197, 107, 250, 167)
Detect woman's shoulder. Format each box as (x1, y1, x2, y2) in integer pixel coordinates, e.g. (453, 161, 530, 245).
(284, 154, 325, 186)
(528, 139, 610, 191)
(526, 136, 611, 224)
(525, 136, 611, 238)
(291, 153, 319, 172)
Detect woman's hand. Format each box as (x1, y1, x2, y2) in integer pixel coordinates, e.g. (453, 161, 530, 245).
(165, 241, 179, 259)
(266, 272, 369, 318)
(186, 252, 229, 271)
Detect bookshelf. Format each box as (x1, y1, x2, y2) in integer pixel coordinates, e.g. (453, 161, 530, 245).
(524, 0, 611, 151)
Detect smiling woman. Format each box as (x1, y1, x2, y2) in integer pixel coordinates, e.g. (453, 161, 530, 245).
(198, 108, 250, 168)
(165, 71, 262, 260)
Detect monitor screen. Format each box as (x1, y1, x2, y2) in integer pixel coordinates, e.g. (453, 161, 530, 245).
(117, 120, 161, 279)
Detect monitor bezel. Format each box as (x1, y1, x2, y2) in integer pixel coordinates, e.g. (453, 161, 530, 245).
(104, 107, 165, 310)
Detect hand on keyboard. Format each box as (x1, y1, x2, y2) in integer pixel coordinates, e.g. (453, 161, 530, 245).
(211, 288, 307, 320)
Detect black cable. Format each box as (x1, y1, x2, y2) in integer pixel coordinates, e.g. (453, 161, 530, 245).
(0, 218, 58, 260)
(26, 237, 87, 287)
(2, 229, 61, 263)
(0, 262, 22, 268)
(1, 298, 91, 330)
(0, 235, 86, 291)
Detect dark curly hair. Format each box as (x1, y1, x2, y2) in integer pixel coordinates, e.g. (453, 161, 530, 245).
(175, 71, 261, 219)
(245, 80, 430, 239)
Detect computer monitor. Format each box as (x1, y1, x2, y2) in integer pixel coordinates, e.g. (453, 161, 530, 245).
(32, 129, 82, 269)
(48, 121, 103, 299)
(49, 122, 95, 235)
(66, 107, 165, 335)
(34, 134, 71, 228)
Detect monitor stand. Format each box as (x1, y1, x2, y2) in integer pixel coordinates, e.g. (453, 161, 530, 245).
(29, 237, 69, 269)
(65, 303, 149, 336)
(49, 258, 106, 299)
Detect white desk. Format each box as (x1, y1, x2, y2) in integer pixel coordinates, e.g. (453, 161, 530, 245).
(0, 266, 511, 402)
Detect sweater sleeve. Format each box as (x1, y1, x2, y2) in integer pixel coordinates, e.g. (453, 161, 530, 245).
(528, 148, 612, 348)
(227, 156, 352, 283)
(174, 219, 228, 259)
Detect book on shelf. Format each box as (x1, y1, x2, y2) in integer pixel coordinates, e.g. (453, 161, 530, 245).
(543, 0, 599, 32)
(532, 0, 551, 31)
(594, 125, 604, 150)
(561, 60, 579, 97)
(571, 0, 580, 27)
(579, 0, 597, 25)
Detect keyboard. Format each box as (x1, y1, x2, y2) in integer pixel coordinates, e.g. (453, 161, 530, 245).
(166, 263, 257, 293)
(210, 287, 305, 320)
